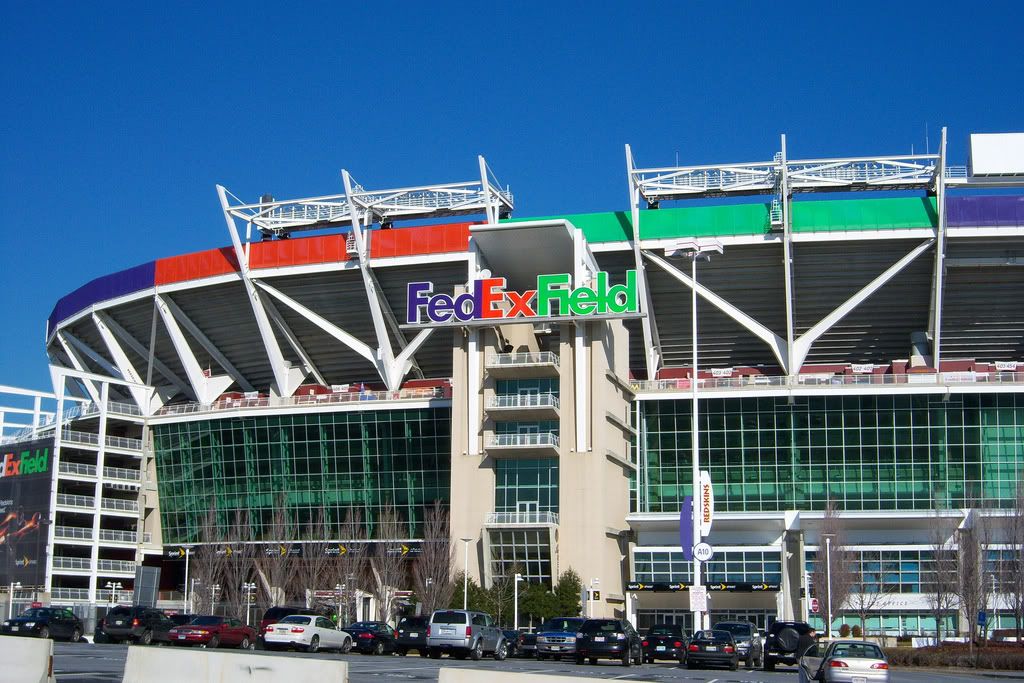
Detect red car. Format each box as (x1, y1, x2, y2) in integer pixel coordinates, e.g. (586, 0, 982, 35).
(168, 615, 257, 649)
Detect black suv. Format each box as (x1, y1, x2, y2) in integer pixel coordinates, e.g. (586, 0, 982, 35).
(0, 607, 84, 641)
(101, 606, 176, 645)
(574, 619, 643, 667)
(396, 615, 429, 656)
(762, 620, 814, 671)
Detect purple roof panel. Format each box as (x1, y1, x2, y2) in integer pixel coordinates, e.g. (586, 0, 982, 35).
(947, 196, 1024, 228)
(47, 261, 156, 338)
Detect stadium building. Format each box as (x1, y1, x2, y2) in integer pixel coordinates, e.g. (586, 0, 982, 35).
(28, 129, 1024, 635)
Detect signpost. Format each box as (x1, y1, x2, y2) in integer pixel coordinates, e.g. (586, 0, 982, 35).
(693, 542, 714, 562)
(810, 597, 820, 614)
(690, 585, 708, 613)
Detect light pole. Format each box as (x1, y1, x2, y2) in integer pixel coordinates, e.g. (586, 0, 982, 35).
(8, 581, 21, 617)
(335, 583, 345, 629)
(209, 583, 220, 609)
(242, 582, 256, 625)
(825, 536, 833, 638)
(671, 238, 722, 632)
(182, 546, 191, 614)
(105, 581, 122, 606)
(189, 578, 200, 614)
(460, 537, 473, 610)
(513, 574, 524, 630)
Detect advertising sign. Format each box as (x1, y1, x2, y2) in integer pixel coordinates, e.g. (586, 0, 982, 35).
(406, 271, 638, 327)
(699, 471, 714, 538)
(0, 437, 53, 587)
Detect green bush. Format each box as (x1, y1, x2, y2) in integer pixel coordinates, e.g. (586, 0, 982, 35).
(839, 624, 851, 637)
(851, 624, 862, 638)
(885, 645, 1024, 670)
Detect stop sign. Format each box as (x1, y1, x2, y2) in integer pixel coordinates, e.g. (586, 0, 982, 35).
(810, 598, 820, 613)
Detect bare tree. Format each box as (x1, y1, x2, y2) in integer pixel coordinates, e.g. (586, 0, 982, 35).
(220, 510, 255, 621)
(927, 507, 960, 644)
(956, 509, 993, 657)
(412, 502, 455, 615)
(369, 503, 408, 624)
(1004, 485, 1024, 646)
(293, 509, 335, 608)
(329, 508, 368, 624)
(253, 497, 298, 607)
(812, 500, 855, 635)
(188, 506, 224, 614)
(847, 553, 893, 637)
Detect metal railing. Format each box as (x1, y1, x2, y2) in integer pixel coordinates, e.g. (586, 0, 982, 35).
(154, 385, 448, 418)
(485, 511, 560, 525)
(486, 432, 560, 448)
(103, 466, 141, 482)
(96, 589, 134, 603)
(52, 556, 92, 571)
(50, 587, 90, 601)
(58, 461, 97, 477)
(73, 401, 144, 420)
(61, 429, 142, 451)
(56, 494, 95, 509)
(487, 393, 560, 410)
(632, 371, 1024, 394)
(54, 526, 94, 541)
(99, 529, 138, 544)
(486, 352, 559, 368)
(97, 559, 137, 573)
(101, 498, 139, 513)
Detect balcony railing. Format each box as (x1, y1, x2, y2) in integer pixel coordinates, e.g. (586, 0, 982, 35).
(99, 529, 138, 544)
(101, 498, 139, 513)
(73, 401, 144, 420)
(61, 429, 142, 451)
(103, 466, 141, 482)
(50, 587, 90, 601)
(486, 432, 560, 448)
(485, 511, 560, 526)
(486, 352, 559, 368)
(58, 461, 97, 477)
(632, 371, 1024, 394)
(153, 386, 449, 418)
(487, 393, 560, 409)
(52, 556, 92, 571)
(54, 526, 94, 541)
(96, 589, 134, 603)
(97, 559, 137, 574)
(56, 494, 95, 509)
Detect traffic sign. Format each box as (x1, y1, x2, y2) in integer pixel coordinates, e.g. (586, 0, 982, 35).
(693, 542, 714, 562)
(978, 611, 987, 626)
(810, 598, 820, 614)
(690, 585, 708, 612)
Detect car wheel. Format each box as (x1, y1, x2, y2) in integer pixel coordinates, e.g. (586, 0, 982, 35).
(730, 658, 738, 671)
(70, 628, 82, 643)
(537, 653, 548, 661)
(38, 627, 51, 640)
(397, 647, 407, 656)
(493, 641, 507, 661)
(469, 639, 483, 661)
(342, 638, 353, 654)
(372, 640, 384, 656)
(208, 635, 220, 649)
(634, 649, 642, 665)
(575, 655, 584, 665)
(239, 636, 251, 650)
(589, 657, 597, 665)
(309, 635, 320, 653)
(419, 649, 429, 658)
(764, 657, 775, 672)
(140, 629, 153, 646)
(621, 647, 631, 667)
(429, 648, 441, 659)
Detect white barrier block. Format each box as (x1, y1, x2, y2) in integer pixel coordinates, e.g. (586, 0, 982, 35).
(439, 668, 618, 683)
(0, 634, 55, 683)
(122, 646, 348, 683)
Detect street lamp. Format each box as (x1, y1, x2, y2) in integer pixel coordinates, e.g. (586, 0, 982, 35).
(105, 581, 122, 606)
(460, 537, 474, 610)
(824, 535, 833, 638)
(189, 578, 200, 614)
(209, 583, 220, 608)
(335, 583, 345, 629)
(513, 574, 524, 631)
(668, 238, 722, 632)
(8, 581, 21, 617)
(182, 546, 192, 614)
(242, 582, 256, 625)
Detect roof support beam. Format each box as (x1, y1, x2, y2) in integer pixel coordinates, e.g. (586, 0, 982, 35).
(643, 251, 789, 372)
(930, 127, 949, 371)
(153, 297, 236, 404)
(156, 294, 255, 393)
(625, 144, 662, 380)
(97, 309, 194, 399)
(389, 328, 435, 390)
(791, 238, 935, 371)
(91, 312, 162, 413)
(260, 294, 329, 387)
(53, 333, 102, 404)
(218, 184, 306, 398)
(780, 134, 797, 377)
(365, 266, 425, 380)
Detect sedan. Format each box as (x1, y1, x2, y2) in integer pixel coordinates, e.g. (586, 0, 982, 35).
(263, 615, 352, 653)
(685, 630, 739, 671)
(346, 621, 398, 655)
(799, 639, 889, 683)
(0, 607, 84, 642)
(642, 623, 687, 663)
(168, 615, 257, 649)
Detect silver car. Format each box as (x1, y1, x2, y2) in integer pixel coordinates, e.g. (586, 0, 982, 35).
(426, 609, 508, 661)
(799, 639, 889, 683)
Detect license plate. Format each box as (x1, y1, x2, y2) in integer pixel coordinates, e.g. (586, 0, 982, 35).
(656, 646, 666, 651)
(178, 635, 186, 640)
(706, 646, 717, 651)
(409, 632, 418, 638)
(11, 627, 18, 632)
(441, 627, 454, 635)
(276, 628, 287, 633)
(852, 678, 866, 683)
(551, 646, 561, 651)
(594, 636, 605, 642)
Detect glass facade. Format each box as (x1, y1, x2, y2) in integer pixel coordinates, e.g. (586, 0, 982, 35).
(488, 529, 553, 583)
(495, 458, 559, 513)
(153, 408, 450, 544)
(639, 393, 1024, 513)
(807, 549, 938, 594)
(633, 550, 781, 585)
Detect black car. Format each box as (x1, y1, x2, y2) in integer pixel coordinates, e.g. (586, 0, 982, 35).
(712, 620, 763, 667)
(396, 615, 429, 656)
(574, 618, 643, 667)
(685, 629, 738, 670)
(763, 620, 815, 671)
(1, 607, 84, 641)
(517, 631, 537, 657)
(346, 620, 398, 655)
(642, 623, 687, 663)
(501, 630, 521, 657)
(101, 606, 176, 645)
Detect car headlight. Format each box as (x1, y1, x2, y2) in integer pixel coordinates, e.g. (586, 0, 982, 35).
(566, 636, 575, 643)
(25, 622, 36, 628)
(537, 636, 547, 643)
(2, 621, 9, 627)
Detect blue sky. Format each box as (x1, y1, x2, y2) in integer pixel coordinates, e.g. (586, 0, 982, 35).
(1, 1, 1021, 393)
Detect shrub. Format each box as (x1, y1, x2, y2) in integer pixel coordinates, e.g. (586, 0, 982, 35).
(885, 644, 1024, 670)
(839, 624, 851, 637)
(851, 624, 862, 638)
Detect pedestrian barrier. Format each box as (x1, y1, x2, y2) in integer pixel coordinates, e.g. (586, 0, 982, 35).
(439, 669, 614, 683)
(0, 634, 56, 683)
(121, 646, 348, 682)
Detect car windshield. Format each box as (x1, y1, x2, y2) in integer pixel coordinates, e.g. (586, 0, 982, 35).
(695, 630, 732, 641)
(189, 616, 223, 626)
(581, 620, 618, 634)
(349, 621, 378, 629)
(278, 616, 311, 624)
(19, 608, 52, 619)
(715, 623, 752, 637)
(431, 612, 467, 625)
(831, 643, 885, 659)
(399, 617, 428, 628)
(647, 625, 681, 636)
(541, 618, 584, 632)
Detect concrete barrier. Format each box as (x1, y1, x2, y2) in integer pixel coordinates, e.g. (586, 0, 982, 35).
(0, 634, 56, 683)
(122, 646, 348, 683)
(439, 668, 616, 683)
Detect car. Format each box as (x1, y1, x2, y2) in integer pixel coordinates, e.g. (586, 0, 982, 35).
(396, 615, 430, 656)
(346, 620, 398, 655)
(101, 606, 176, 645)
(685, 629, 739, 671)
(535, 617, 585, 660)
(263, 614, 352, 653)
(712, 620, 763, 667)
(167, 615, 257, 649)
(258, 606, 326, 646)
(501, 630, 521, 658)
(166, 613, 198, 627)
(764, 620, 815, 671)
(0, 607, 84, 642)
(426, 609, 508, 661)
(517, 631, 537, 657)
(574, 618, 643, 667)
(641, 623, 687, 663)
(798, 639, 889, 683)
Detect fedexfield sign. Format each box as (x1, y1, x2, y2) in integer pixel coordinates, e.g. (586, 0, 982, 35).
(406, 271, 638, 326)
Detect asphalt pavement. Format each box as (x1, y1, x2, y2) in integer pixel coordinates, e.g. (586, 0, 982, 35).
(52, 642, 1015, 683)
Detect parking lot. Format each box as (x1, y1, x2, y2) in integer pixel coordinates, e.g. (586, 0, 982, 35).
(53, 642, 1007, 683)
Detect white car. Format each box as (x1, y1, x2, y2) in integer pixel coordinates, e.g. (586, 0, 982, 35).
(798, 639, 889, 683)
(263, 615, 352, 653)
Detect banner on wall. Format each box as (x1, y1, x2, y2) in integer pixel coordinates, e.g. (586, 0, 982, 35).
(0, 437, 53, 587)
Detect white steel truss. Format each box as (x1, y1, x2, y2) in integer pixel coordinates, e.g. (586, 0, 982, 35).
(152, 299, 236, 405)
(91, 312, 163, 413)
(624, 144, 663, 380)
(94, 311, 194, 400)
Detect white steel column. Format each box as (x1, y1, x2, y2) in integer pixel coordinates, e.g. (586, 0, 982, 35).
(690, 253, 702, 631)
(96, 314, 193, 399)
(260, 296, 329, 387)
(931, 127, 949, 371)
(89, 382, 110, 605)
(44, 377, 65, 596)
(91, 312, 159, 413)
(54, 333, 102, 404)
(780, 135, 797, 376)
(153, 299, 234, 404)
(625, 145, 662, 381)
